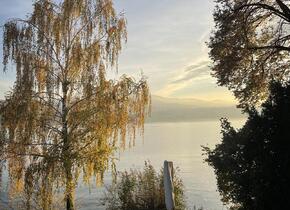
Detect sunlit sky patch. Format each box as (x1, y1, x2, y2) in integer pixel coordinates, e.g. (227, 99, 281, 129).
(0, 0, 237, 103)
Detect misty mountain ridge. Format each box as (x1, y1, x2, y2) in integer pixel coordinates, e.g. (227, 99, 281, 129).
(146, 95, 244, 123)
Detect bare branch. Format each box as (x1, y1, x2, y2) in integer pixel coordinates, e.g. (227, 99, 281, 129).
(248, 45, 290, 52)
(234, 3, 290, 21)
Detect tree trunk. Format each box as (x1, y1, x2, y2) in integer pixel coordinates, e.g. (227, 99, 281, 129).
(65, 162, 75, 210)
(62, 81, 75, 210)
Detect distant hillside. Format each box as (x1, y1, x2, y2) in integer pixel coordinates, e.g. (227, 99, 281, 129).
(146, 95, 245, 123)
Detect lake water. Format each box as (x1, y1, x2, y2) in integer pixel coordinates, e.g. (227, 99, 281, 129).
(0, 120, 244, 209)
(75, 120, 244, 210)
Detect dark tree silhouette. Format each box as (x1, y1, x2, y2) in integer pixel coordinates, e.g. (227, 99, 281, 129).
(209, 0, 290, 108)
(204, 82, 290, 210)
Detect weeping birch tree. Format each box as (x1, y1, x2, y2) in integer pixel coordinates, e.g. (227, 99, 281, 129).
(0, 0, 150, 209)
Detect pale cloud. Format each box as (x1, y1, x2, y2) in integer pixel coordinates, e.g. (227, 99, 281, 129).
(0, 0, 236, 103)
(156, 61, 211, 97)
(171, 62, 211, 84)
(113, 0, 217, 97)
(155, 82, 187, 98)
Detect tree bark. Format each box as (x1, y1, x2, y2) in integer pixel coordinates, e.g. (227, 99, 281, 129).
(62, 81, 75, 210)
(65, 161, 75, 210)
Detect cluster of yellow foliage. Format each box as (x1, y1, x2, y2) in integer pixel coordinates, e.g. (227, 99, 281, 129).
(1, 0, 150, 209)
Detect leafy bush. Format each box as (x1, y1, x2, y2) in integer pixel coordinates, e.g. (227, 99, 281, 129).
(102, 161, 186, 210)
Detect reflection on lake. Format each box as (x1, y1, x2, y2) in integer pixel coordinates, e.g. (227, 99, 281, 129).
(76, 120, 244, 210)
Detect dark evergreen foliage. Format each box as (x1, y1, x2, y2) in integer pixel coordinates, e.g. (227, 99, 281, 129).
(204, 82, 290, 210)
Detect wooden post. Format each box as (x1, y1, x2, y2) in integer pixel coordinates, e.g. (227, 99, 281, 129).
(164, 160, 175, 210)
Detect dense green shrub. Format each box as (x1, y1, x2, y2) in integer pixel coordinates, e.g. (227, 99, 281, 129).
(102, 162, 186, 210)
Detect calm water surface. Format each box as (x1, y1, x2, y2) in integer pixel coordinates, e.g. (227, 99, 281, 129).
(76, 120, 244, 210)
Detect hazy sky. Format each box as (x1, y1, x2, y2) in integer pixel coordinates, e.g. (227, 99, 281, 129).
(0, 0, 236, 103)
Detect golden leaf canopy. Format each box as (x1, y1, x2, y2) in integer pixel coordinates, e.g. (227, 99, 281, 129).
(1, 0, 150, 209)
